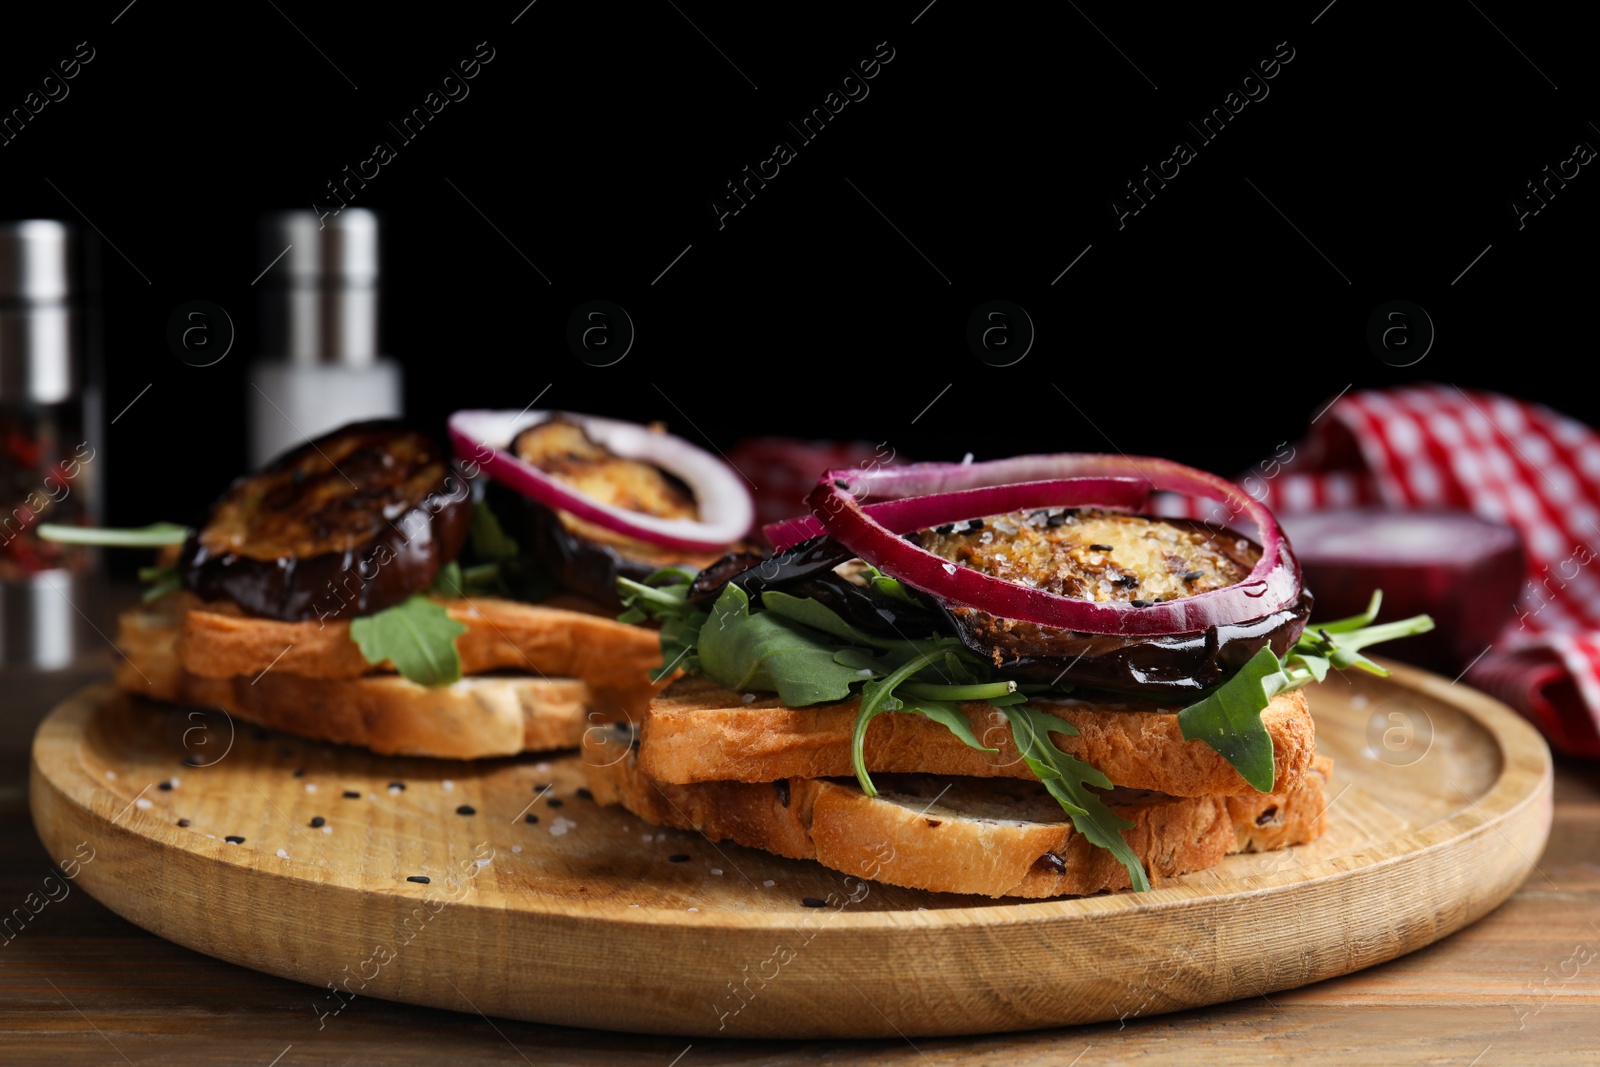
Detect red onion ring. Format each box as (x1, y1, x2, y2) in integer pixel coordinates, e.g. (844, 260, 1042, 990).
(805, 455, 1301, 636)
(763, 477, 1150, 552)
(449, 409, 754, 553)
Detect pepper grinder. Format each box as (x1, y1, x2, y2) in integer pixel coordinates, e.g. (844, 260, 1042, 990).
(249, 208, 403, 467)
(0, 220, 99, 670)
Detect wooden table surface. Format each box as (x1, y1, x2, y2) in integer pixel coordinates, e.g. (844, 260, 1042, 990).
(4, 658, 1598, 1066)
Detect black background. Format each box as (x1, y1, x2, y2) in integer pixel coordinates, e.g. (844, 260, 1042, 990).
(3, 1, 1594, 532)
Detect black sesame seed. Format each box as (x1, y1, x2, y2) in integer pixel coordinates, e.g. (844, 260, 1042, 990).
(547, 798, 563, 808)
(1182, 570, 1205, 582)
(224, 835, 245, 844)
(801, 897, 828, 908)
(1255, 806, 1279, 826)
(535, 783, 552, 792)
(310, 817, 325, 828)
(966, 518, 985, 532)
(158, 781, 173, 791)
(182, 755, 203, 767)
(576, 787, 594, 801)
(668, 854, 690, 863)
(292, 769, 305, 778)
(1089, 544, 1114, 552)
(926, 818, 942, 828)
(388, 781, 406, 791)
(1029, 509, 1050, 522)
(407, 875, 431, 884)
(456, 805, 476, 816)
(177, 818, 190, 828)
(833, 479, 849, 489)
(1130, 599, 1152, 608)
(936, 523, 954, 535)
(343, 790, 360, 799)
(1115, 575, 1140, 588)
(524, 814, 540, 824)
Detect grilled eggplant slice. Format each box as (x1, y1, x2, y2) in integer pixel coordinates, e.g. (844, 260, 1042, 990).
(488, 418, 729, 609)
(179, 422, 471, 622)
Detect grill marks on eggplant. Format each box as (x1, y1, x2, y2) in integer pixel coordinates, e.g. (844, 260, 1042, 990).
(493, 419, 727, 609)
(179, 422, 471, 622)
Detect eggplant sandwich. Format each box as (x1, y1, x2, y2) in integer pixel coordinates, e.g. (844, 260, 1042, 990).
(70, 414, 752, 759)
(592, 455, 1433, 897)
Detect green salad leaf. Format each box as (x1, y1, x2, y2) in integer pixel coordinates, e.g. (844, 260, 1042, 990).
(348, 595, 469, 687)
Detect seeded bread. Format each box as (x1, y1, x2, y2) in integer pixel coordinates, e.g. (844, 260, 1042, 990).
(585, 729, 1332, 898)
(638, 674, 1316, 798)
(117, 601, 595, 758)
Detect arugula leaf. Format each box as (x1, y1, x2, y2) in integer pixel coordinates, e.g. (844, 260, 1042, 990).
(1176, 598, 1436, 792)
(348, 596, 468, 687)
(37, 522, 190, 546)
(1176, 645, 1284, 793)
(1004, 705, 1149, 893)
(862, 563, 924, 607)
(761, 590, 938, 660)
(469, 500, 520, 562)
(700, 585, 873, 706)
(138, 564, 182, 602)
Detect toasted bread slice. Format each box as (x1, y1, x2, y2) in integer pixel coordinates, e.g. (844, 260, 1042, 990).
(117, 603, 593, 758)
(585, 729, 1332, 897)
(171, 593, 666, 718)
(638, 675, 1316, 797)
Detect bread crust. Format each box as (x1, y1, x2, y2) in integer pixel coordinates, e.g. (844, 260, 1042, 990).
(118, 602, 592, 758)
(638, 675, 1316, 797)
(585, 732, 1332, 898)
(171, 593, 667, 719)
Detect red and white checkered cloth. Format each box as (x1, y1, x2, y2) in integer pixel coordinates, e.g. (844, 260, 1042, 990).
(1247, 383, 1600, 758)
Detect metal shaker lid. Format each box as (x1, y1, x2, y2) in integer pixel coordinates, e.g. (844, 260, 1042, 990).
(0, 220, 79, 405)
(260, 208, 380, 367)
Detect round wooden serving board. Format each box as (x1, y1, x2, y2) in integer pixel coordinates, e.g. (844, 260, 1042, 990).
(30, 662, 1552, 1039)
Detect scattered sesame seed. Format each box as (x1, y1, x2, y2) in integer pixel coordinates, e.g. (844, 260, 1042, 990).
(711, 868, 723, 875)
(576, 788, 594, 801)
(343, 790, 360, 799)
(629, 903, 640, 908)
(549, 816, 576, 836)
(936, 523, 954, 535)
(456, 805, 476, 816)
(741, 692, 757, 703)
(224, 836, 245, 844)
(668, 854, 690, 863)
(511, 845, 523, 854)
(534, 762, 551, 773)
(833, 479, 849, 489)
(524, 814, 540, 824)
(1090, 544, 1113, 552)
(177, 818, 190, 828)
(304, 783, 317, 793)
(534, 783, 552, 792)
(687, 907, 700, 913)
(1131, 599, 1153, 608)
(310, 817, 325, 828)
(321, 825, 333, 834)
(762, 879, 776, 887)
(475, 857, 491, 867)
(388, 782, 405, 793)
(1181, 570, 1204, 582)
(135, 798, 152, 809)
(441, 779, 455, 792)
(158, 781, 172, 792)
(547, 798, 564, 808)
(407, 875, 431, 884)
(276, 849, 289, 859)
(182, 756, 203, 767)
(292, 769, 305, 778)
(801, 897, 827, 908)
(106, 770, 117, 779)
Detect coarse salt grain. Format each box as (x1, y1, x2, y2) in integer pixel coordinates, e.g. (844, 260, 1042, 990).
(277, 849, 289, 859)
